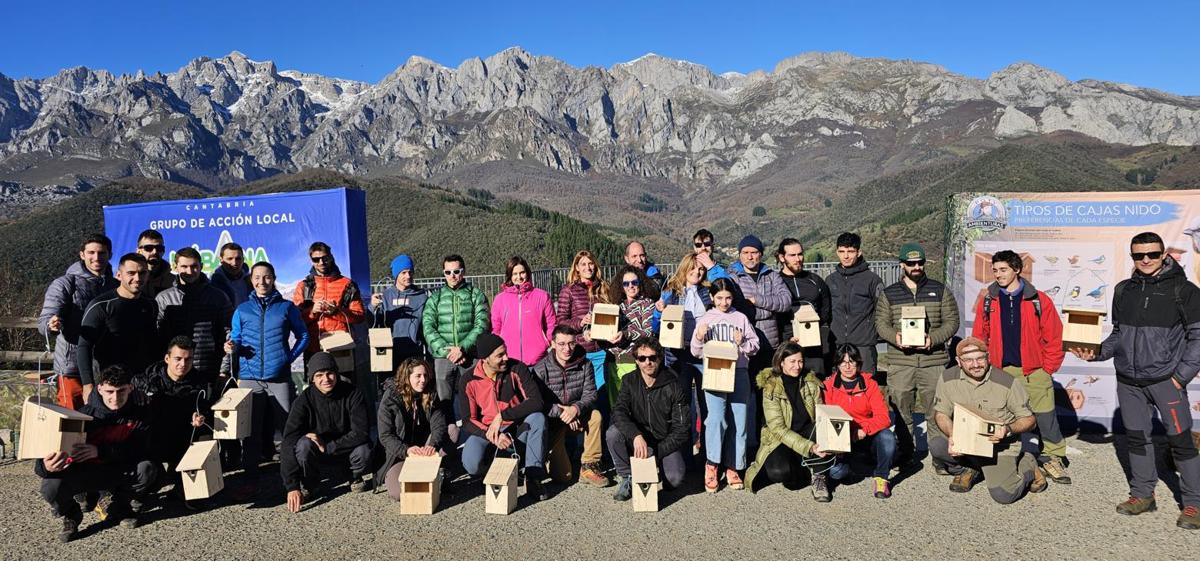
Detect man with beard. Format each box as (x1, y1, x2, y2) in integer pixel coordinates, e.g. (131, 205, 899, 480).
(776, 238, 832, 377)
(136, 229, 174, 297)
(293, 242, 366, 361)
(156, 247, 233, 389)
(211, 242, 252, 307)
(875, 243, 959, 464)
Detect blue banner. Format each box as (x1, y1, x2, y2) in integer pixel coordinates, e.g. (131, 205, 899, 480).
(1005, 200, 1181, 227)
(102, 187, 370, 299)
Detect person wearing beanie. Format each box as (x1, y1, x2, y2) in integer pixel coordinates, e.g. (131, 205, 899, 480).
(927, 337, 1045, 503)
(458, 333, 550, 501)
(280, 351, 372, 512)
(874, 242, 959, 467)
(371, 253, 429, 384)
(728, 233, 791, 385)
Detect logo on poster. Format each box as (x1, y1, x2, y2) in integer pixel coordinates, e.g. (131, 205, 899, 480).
(965, 196, 1008, 232)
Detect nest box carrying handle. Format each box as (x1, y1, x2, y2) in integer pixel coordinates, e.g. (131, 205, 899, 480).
(35, 330, 53, 418)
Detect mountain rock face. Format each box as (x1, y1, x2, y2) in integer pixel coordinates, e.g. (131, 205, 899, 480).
(1, 48, 1198, 206)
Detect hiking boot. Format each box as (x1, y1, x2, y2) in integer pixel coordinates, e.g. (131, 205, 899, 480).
(59, 514, 81, 543)
(1115, 496, 1156, 516)
(704, 464, 720, 493)
(612, 477, 632, 501)
(1178, 505, 1200, 530)
(109, 500, 140, 529)
(580, 463, 611, 487)
(1041, 457, 1072, 484)
(932, 461, 962, 476)
(526, 477, 549, 501)
(350, 476, 369, 493)
(811, 474, 831, 502)
(949, 467, 979, 493)
(1028, 464, 1048, 494)
(873, 477, 892, 499)
(725, 468, 744, 490)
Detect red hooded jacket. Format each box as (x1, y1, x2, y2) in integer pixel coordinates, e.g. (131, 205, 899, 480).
(822, 372, 891, 436)
(970, 281, 1064, 376)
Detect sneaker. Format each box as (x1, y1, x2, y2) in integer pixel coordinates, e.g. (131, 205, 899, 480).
(1178, 505, 1200, 530)
(1041, 457, 1072, 484)
(59, 515, 81, 543)
(1028, 463, 1048, 493)
(811, 474, 831, 502)
(526, 477, 548, 501)
(725, 468, 744, 490)
(704, 464, 719, 493)
(580, 463, 611, 487)
(873, 477, 892, 499)
(612, 477, 632, 501)
(949, 467, 979, 493)
(350, 476, 368, 493)
(94, 493, 112, 521)
(1116, 496, 1156, 516)
(109, 501, 140, 529)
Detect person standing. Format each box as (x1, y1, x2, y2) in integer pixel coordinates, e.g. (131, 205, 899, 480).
(211, 242, 252, 307)
(370, 254, 429, 373)
(293, 242, 365, 360)
(135, 229, 174, 297)
(1070, 232, 1200, 530)
(422, 254, 490, 421)
(557, 250, 610, 399)
(624, 241, 664, 298)
(492, 256, 557, 367)
(155, 247, 233, 388)
(776, 238, 832, 377)
(825, 232, 883, 374)
(875, 243, 959, 463)
(76, 253, 159, 403)
(728, 235, 791, 375)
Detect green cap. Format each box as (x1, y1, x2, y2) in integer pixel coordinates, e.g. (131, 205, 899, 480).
(898, 243, 926, 262)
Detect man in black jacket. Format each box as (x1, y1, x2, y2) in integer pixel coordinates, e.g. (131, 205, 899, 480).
(606, 339, 690, 501)
(155, 247, 233, 388)
(825, 232, 883, 373)
(77, 253, 159, 403)
(35, 365, 159, 542)
(280, 352, 371, 513)
(777, 237, 832, 377)
(1071, 232, 1200, 530)
(134, 336, 211, 499)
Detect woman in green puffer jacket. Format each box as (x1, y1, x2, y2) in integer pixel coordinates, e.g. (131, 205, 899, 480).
(745, 342, 834, 501)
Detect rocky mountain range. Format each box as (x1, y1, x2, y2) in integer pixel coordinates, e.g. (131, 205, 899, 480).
(2, 47, 1199, 220)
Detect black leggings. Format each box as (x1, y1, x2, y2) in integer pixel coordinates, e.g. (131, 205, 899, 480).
(762, 446, 809, 490)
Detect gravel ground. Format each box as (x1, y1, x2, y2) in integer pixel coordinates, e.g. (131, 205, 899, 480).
(0, 434, 1195, 561)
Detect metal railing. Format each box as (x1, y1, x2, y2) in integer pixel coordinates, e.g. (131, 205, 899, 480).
(371, 261, 902, 302)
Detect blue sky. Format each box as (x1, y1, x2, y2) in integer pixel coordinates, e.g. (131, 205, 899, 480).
(5, 0, 1199, 95)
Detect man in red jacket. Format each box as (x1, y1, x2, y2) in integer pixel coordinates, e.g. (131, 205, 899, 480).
(293, 242, 365, 359)
(971, 250, 1069, 484)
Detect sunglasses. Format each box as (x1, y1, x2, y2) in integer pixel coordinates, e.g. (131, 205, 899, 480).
(444, 268, 464, 276)
(903, 260, 926, 267)
(634, 354, 659, 363)
(622, 280, 640, 287)
(694, 241, 713, 248)
(1130, 251, 1163, 261)
(139, 244, 165, 253)
(310, 255, 332, 263)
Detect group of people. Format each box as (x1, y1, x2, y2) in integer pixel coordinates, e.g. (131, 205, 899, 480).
(30, 225, 1200, 542)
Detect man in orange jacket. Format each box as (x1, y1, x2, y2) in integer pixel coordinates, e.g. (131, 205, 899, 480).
(971, 250, 1069, 484)
(293, 242, 365, 359)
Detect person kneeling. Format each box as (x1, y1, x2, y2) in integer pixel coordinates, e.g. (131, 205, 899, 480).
(377, 358, 449, 500)
(606, 339, 690, 501)
(36, 365, 160, 542)
(823, 345, 897, 499)
(533, 326, 609, 487)
(928, 337, 1046, 504)
(459, 333, 549, 500)
(281, 352, 371, 513)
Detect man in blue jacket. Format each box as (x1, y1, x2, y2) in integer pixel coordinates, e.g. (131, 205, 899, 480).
(1071, 232, 1200, 530)
(225, 261, 309, 500)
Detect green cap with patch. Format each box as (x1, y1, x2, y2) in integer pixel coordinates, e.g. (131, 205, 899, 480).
(897, 243, 925, 262)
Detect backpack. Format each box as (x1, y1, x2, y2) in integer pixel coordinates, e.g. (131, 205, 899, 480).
(982, 291, 1041, 324)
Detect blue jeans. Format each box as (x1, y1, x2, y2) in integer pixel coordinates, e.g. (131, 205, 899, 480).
(460, 412, 547, 476)
(703, 367, 752, 470)
(829, 427, 897, 479)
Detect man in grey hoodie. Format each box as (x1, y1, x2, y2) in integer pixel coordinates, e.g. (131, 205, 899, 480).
(38, 233, 118, 409)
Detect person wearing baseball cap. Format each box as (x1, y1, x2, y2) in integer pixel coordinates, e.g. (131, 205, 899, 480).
(370, 253, 430, 382)
(457, 332, 550, 500)
(874, 242, 959, 467)
(280, 352, 372, 513)
(927, 337, 1045, 503)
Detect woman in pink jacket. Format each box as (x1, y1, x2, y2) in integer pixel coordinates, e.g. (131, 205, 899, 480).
(492, 256, 557, 366)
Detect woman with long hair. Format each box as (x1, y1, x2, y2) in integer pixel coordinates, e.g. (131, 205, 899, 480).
(377, 358, 448, 501)
(492, 256, 556, 366)
(823, 344, 896, 499)
(744, 342, 832, 500)
(603, 265, 656, 404)
(659, 252, 712, 453)
(557, 250, 610, 391)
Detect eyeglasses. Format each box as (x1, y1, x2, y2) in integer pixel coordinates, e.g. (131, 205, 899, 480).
(139, 244, 165, 253)
(693, 241, 713, 248)
(622, 280, 640, 287)
(903, 260, 926, 267)
(1130, 251, 1163, 261)
(310, 255, 331, 263)
(444, 268, 464, 276)
(635, 354, 659, 363)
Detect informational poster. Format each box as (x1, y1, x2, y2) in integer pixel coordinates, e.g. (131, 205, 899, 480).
(102, 187, 370, 299)
(947, 190, 1200, 431)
